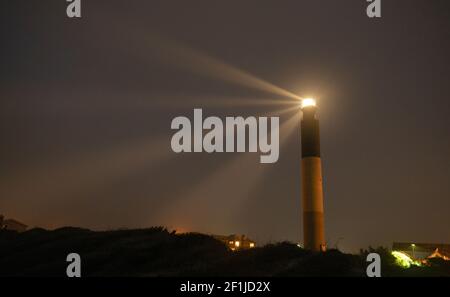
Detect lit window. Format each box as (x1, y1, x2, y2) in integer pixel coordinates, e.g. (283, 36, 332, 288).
(235, 241, 240, 247)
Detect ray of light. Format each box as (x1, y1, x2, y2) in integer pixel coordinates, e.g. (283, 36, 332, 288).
(150, 95, 299, 109)
(31, 93, 298, 113)
(278, 110, 302, 144)
(265, 105, 302, 117)
(0, 136, 173, 225)
(157, 110, 301, 234)
(96, 18, 303, 102)
(149, 37, 303, 101)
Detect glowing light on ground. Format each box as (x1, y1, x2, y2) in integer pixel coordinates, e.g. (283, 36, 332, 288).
(391, 251, 422, 268)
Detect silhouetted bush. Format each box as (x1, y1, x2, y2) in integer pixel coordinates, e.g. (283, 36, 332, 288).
(0, 229, 448, 276)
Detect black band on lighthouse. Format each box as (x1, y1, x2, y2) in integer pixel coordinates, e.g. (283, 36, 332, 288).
(301, 107, 321, 158)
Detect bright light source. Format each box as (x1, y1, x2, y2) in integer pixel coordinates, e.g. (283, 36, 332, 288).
(301, 98, 316, 109)
(235, 241, 240, 247)
(391, 251, 422, 268)
(249, 242, 255, 248)
(411, 244, 416, 247)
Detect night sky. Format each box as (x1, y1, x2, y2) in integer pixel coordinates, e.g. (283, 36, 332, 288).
(1, 0, 449, 252)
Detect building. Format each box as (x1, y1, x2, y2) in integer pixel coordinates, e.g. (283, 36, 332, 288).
(0, 215, 28, 232)
(392, 242, 450, 260)
(212, 234, 256, 251)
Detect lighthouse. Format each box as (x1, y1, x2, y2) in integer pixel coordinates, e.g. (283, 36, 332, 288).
(300, 98, 326, 252)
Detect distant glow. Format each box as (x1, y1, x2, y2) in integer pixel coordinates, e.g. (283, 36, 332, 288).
(249, 242, 255, 248)
(391, 251, 422, 268)
(411, 244, 416, 247)
(235, 241, 240, 247)
(428, 248, 450, 261)
(301, 98, 316, 109)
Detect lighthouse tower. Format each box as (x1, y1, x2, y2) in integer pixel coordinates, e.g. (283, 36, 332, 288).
(300, 99, 326, 252)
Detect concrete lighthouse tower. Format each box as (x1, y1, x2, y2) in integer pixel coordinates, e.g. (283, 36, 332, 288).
(300, 98, 326, 252)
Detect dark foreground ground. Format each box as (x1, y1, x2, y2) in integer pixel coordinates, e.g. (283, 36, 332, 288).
(0, 227, 449, 277)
